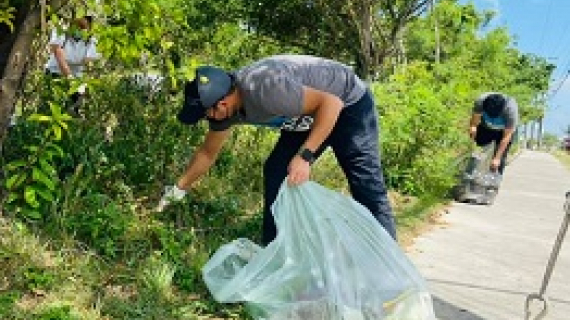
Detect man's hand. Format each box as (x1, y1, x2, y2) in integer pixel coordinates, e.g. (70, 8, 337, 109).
(287, 155, 311, 185)
(469, 126, 477, 140)
(156, 185, 186, 212)
(490, 158, 500, 171)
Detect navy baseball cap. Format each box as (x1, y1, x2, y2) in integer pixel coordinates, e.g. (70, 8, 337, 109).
(482, 93, 507, 118)
(177, 66, 233, 125)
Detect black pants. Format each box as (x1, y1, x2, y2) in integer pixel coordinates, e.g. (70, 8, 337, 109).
(44, 71, 82, 116)
(262, 90, 396, 245)
(474, 124, 512, 175)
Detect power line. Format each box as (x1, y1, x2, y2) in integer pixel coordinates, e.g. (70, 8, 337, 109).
(548, 70, 570, 100)
(550, 21, 570, 60)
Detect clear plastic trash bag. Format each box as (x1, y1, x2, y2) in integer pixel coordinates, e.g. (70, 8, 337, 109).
(464, 142, 502, 189)
(202, 181, 436, 320)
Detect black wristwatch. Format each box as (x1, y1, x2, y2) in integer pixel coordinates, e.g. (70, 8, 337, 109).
(298, 148, 315, 164)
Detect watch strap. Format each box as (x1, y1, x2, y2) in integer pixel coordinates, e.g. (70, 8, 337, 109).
(298, 148, 315, 164)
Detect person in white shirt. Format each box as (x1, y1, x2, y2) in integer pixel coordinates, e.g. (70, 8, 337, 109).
(9, 16, 100, 126)
(45, 15, 100, 78)
(44, 15, 100, 116)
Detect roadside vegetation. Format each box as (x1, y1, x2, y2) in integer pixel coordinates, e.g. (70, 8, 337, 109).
(0, 0, 554, 318)
(553, 150, 570, 169)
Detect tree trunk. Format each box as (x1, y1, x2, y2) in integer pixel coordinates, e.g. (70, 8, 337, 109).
(0, 0, 65, 150)
(359, 3, 372, 80)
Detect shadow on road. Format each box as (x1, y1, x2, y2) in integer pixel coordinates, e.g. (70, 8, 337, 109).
(430, 278, 570, 305)
(433, 295, 487, 320)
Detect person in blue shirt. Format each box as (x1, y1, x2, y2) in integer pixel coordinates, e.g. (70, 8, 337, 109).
(469, 92, 519, 175)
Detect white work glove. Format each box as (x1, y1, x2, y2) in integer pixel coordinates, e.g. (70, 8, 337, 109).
(156, 185, 186, 212)
(77, 83, 87, 94)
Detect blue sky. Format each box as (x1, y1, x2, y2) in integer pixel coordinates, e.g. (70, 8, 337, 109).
(460, 0, 570, 137)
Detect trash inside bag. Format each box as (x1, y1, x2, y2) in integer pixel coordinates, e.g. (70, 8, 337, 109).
(203, 181, 436, 320)
(464, 143, 502, 189)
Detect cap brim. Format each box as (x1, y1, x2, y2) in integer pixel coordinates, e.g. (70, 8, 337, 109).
(178, 80, 206, 125)
(177, 98, 205, 125)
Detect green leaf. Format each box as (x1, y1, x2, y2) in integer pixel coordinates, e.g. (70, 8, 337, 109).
(20, 208, 41, 220)
(6, 173, 24, 189)
(25, 145, 39, 153)
(32, 168, 55, 191)
(24, 187, 40, 209)
(0, 7, 16, 32)
(6, 192, 19, 204)
(28, 114, 52, 122)
(16, 174, 27, 189)
(51, 125, 63, 140)
(36, 188, 55, 202)
(49, 102, 63, 118)
(57, 120, 70, 131)
(46, 143, 64, 158)
(39, 158, 56, 176)
(161, 40, 174, 51)
(5, 160, 28, 171)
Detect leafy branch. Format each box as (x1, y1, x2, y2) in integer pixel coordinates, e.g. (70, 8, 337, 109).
(3, 102, 71, 220)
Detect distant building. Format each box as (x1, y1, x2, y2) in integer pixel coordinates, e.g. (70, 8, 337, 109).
(562, 137, 570, 151)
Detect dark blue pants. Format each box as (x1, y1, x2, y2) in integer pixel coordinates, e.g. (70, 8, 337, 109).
(474, 124, 512, 175)
(262, 90, 396, 245)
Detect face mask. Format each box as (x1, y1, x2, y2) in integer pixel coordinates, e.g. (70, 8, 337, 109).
(69, 25, 88, 41)
(72, 30, 82, 39)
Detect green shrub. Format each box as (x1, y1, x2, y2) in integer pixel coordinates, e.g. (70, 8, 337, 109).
(36, 305, 77, 320)
(373, 63, 467, 196)
(0, 291, 21, 318)
(62, 194, 130, 258)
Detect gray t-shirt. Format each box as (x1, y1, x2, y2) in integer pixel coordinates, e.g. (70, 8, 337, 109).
(209, 55, 367, 131)
(473, 92, 519, 130)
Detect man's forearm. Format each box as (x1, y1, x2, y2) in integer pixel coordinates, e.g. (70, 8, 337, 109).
(176, 129, 230, 190)
(470, 113, 481, 128)
(53, 47, 72, 76)
(176, 150, 216, 190)
(494, 131, 514, 160)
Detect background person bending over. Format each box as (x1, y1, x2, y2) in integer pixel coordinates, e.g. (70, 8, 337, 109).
(156, 54, 397, 245)
(469, 92, 519, 175)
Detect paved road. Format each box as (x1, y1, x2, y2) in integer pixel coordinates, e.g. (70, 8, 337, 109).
(408, 150, 570, 320)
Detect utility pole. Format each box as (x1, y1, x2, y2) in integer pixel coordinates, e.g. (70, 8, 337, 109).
(518, 124, 526, 149)
(431, 0, 440, 64)
(537, 116, 544, 149)
(529, 121, 536, 150)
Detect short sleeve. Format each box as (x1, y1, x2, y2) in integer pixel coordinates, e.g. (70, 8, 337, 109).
(48, 28, 66, 47)
(257, 71, 304, 117)
(504, 98, 519, 128)
(243, 64, 304, 117)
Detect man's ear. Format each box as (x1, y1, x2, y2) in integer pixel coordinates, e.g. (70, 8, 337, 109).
(217, 98, 230, 110)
